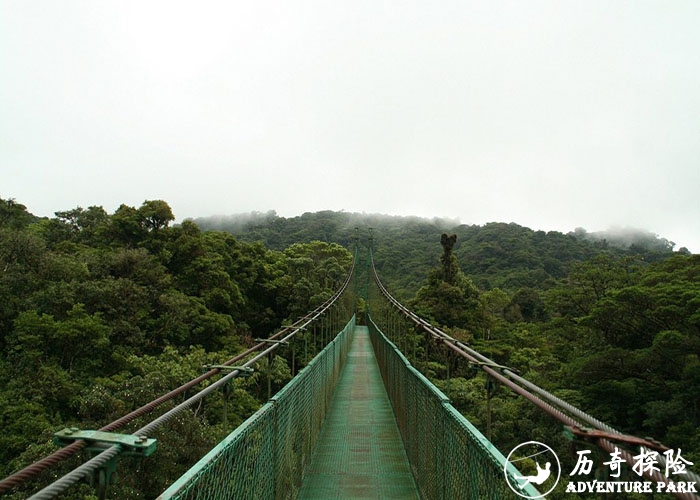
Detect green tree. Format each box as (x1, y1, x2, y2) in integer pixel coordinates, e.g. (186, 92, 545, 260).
(411, 235, 480, 330)
(0, 198, 36, 229)
(111, 204, 146, 246)
(138, 200, 175, 232)
(8, 304, 110, 376)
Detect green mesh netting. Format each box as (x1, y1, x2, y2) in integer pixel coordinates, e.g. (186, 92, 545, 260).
(367, 315, 540, 499)
(159, 317, 356, 500)
(161, 314, 539, 499)
(297, 326, 419, 499)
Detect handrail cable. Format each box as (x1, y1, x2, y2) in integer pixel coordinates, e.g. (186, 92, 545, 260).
(1, 316, 321, 494)
(21, 257, 356, 499)
(370, 249, 700, 499)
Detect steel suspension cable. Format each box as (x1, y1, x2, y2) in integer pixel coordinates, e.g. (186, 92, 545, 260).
(370, 250, 700, 499)
(371, 249, 645, 435)
(0, 325, 305, 494)
(22, 258, 356, 499)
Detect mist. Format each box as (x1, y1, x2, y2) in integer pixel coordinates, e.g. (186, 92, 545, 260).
(2, 1, 699, 251)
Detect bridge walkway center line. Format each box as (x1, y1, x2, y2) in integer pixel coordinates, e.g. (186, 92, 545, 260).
(298, 325, 420, 499)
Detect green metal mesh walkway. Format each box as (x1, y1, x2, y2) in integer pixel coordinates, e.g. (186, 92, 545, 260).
(159, 317, 537, 499)
(298, 326, 420, 499)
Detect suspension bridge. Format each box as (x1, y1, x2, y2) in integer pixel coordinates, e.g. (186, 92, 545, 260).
(1, 244, 698, 499)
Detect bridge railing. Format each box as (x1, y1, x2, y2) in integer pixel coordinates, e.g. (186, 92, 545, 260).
(368, 315, 540, 499)
(368, 247, 700, 500)
(8, 251, 357, 499)
(158, 315, 356, 500)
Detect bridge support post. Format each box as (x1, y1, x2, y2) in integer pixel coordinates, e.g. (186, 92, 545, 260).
(486, 376, 497, 441)
(267, 352, 272, 400)
(445, 346, 451, 398)
(93, 455, 118, 500)
(53, 429, 156, 500)
(291, 337, 296, 377)
(222, 382, 230, 430)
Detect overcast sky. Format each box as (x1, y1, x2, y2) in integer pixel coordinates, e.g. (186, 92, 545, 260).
(2, 1, 699, 250)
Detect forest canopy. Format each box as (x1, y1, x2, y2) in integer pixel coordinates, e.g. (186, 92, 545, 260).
(0, 198, 352, 498)
(1, 199, 697, 498)
(197, 208, 700, 480)
(195, 209, 683, 298)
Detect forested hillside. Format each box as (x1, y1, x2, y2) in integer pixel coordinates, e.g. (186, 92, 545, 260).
(199, 209, 700, 491)
(403, 240, 700, 478)
(195, 210, 682, 298)
(0, 198, 352, 498)
(3, 200, 697, 498)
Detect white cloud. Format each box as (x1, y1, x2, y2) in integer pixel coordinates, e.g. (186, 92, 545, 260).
(2, 0, 699, 251)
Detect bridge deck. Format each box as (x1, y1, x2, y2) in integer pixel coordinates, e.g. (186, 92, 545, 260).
(298, 326, 420, 499)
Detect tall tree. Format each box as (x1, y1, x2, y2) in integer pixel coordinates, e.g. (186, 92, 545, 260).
(139, 200, 175, 232)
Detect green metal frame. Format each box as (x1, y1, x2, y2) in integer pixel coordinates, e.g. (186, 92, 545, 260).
(368, 315, 541, 499)
(53, 429, 157, 498)
(159, 312, 541, 499)
(53, 429, 157, 457)
(158, 315, 356, 500)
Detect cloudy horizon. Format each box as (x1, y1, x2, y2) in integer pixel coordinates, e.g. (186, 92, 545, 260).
(2, 1, 699, 251)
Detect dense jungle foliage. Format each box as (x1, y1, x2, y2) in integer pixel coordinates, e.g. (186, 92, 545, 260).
(195, 210, 685, 298)
(2, 201, 697, 498)
(201, 210, 700, 497)
(0, 199, 352, 499)
(375, 241, 700, 498)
